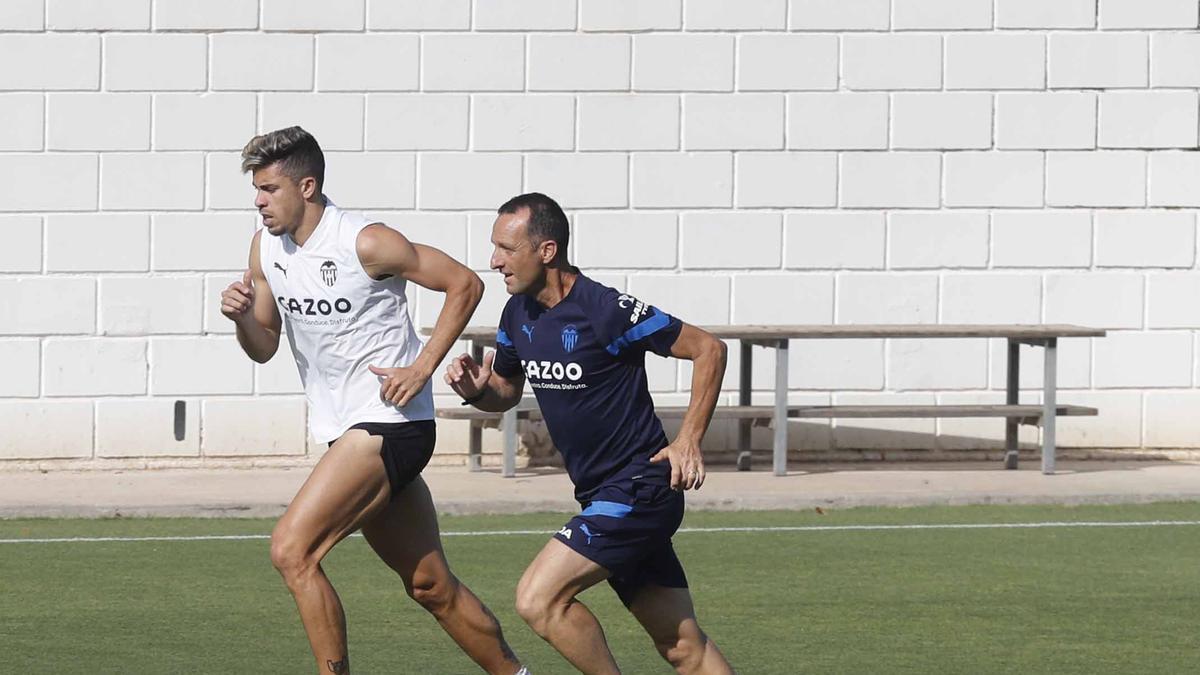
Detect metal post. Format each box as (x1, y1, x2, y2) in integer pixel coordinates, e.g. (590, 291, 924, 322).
(737, 341, 753, 471)
(468, 343, 484, 472)
(773, 339, 789, 477)
(502, 407, 517, 478)
(1042, 338, 1057, 475)
(1004, 339, 1020, 470)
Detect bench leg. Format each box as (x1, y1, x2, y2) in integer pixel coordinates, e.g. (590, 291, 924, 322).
(468, 342, 484, 472)
(1004, 339, 1020, 470)
(502, 407, 517, 478)
(737, 341, 752, 471)
(1042, 338, 1057, 475)
(773, 339, 789, 477)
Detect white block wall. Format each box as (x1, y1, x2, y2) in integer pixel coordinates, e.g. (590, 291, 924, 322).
(3, 0, 1200, 467)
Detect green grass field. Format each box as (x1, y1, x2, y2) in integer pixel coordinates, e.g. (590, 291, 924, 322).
(3, 502, 1199, 674)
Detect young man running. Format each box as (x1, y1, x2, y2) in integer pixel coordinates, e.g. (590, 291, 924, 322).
(445, 193, 735, 674)
(221, 126, 526, 674)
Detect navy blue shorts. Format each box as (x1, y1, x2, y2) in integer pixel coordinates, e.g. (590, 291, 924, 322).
(554, 481, 688, 607)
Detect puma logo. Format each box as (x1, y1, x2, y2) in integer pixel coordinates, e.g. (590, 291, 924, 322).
(521, 324, 534, 341)
(273, 262, 287, 277)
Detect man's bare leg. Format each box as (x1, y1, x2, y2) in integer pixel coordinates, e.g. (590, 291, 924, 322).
(270, 430, 393, 673)
(628, 585, 733, 675)
(515, 538, 618, 674)
(362, 475, 524, 674)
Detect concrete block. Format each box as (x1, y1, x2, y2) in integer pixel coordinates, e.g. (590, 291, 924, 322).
(203, 273, 241, 335)
(0, 154, 96, 212)
(1057, 391, 1142, 448)
(0, 0, 44, 30)
(681, 212, 781, 269)
(316, 34, 417, 92)
(154, 94, 256, 151)
(1152, 33, 1200, 87)
(837, 274, 938, 324)
(833, 393, 938, 450)
(366, 94, 467, 151)
(418, 153, 522, 210)
(996, 92, 1096, 150)
(578, 94, 679, 151)
(627, 275, 731, 325)
(888, 338, 988, 391)
(154, 0, 258, 30)
(0, 402, 93, 460)
(1046, 151, 1146, 208)
(1048, 33, 1147, 88)
(988, 337, 1091, 391)
(256, 350, 304, 395)
(944, 152, 1045, 208)
(263, 0, 363, 30)
(840, 152, 941, 209)
(684, 94, 784, 150)
(785, 339, 884, 391)
(368, 0, 468, 29)
(1150, 151, 1200, 207)
(422, 35, 524, 92)
(44, 338, 146, 396)
(997, 0, 1095, 28)
(1096, 211, 1195, 268)
(842, 34, 941, 90)
(151, 338, 253, 395)
(894, 0, 991, 29)
(579, 0, 681, 31)
(530, 35, 630, 91)
(105, 34, 206, 91)
(945, 33, 1045, 90)
(1100, 0, 1197, 28)
(891, 93, 992, 150)
(737, 34, 837, 91)
(0, 340, 39, 397)
(100, 276, 203, 336)
(1148, 273, 1200, 328)
(1099, 92, 1199, 149)
(631, 153, 732, 208)
(48, 94, 149, 152)
(0, 34, 98, 90)
(736, 152, 836, 208)
(206, 153, 253, 211)
(574, 213, 677, 269)
(525, 153, 627, 209)
(992, 211, 1092, 268)
(1045, 273, 1143, 330)
(46, 214, 149, 273)
(789, 0, 889, 30)
(96, 399, 199, 457)
(368, 213, 468, 263)
(262, 94, 363, 152)
(0, 278, 95, 335)
(0, 216, 41, 273)
(1095, 331, 1192, 388)
(322, 153, 415, 210)
(153, 213, 256, 271)
(633, 34, 734, 92)
(787, 93, 888, 150)
(202, 398, 307, 456)
(212, 34, 312, 91)
(732, 274, 833, 324)
(472, 95, 574, 151)
(942, 273, 1042, 324)
(0, 94, 42, 150)
(48, 0, 149, 29)
(1145, 392, 1200, 447)
(102, 153, 203, 211)
(888, 212, 989, 269)
(476, 0, 576, 30)
(785, 212, 885, 269)
(686, 0, 785, 29)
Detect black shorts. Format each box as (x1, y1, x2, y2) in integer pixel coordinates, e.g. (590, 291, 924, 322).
(333, 420, 436, 499)
(554, 481, 688, 607)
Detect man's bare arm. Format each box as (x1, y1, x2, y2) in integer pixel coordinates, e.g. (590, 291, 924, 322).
(221, 230, 282, 363)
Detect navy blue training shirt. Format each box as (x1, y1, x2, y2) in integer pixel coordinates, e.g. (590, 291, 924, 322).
(492, 273, 683, 502)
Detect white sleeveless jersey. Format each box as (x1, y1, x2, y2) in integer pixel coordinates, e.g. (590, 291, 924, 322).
(258, 201, 434, 443)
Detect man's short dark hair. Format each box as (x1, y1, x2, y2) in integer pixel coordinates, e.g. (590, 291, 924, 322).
(240, 126, 325, 190)
(498, 192, 569, 261)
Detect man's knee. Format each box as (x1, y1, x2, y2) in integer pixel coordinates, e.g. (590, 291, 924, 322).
(652, 633, 708, 672)
(514, 579, 554, 635)
(269, 527, 318, 584)
(408, 570, 458, 618)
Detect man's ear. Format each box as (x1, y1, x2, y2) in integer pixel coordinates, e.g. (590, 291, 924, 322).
(539, 239, 558, 264)
(300, 176, 318, 200)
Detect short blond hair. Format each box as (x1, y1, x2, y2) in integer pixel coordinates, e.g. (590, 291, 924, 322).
(240, 126, 324, 189)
